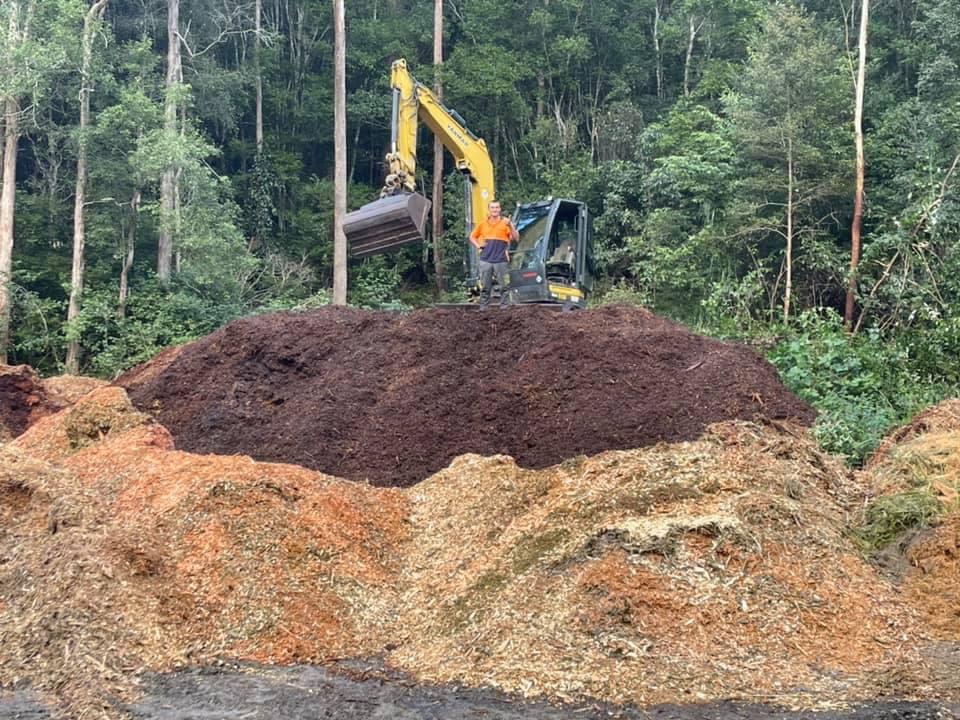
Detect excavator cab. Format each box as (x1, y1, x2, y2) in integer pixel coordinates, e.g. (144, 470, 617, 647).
(504, 199, 594, 309)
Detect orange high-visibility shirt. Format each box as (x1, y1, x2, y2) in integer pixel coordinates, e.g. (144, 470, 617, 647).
(470, 218, 512, 247)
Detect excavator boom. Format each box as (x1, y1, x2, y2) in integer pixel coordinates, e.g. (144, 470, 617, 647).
(343, 59, 494, 264)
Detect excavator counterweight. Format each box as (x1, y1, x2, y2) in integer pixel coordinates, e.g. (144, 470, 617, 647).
(345, 192, 431, 258)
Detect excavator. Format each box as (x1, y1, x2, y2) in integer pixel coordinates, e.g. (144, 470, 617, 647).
(343, 59, 595, 309)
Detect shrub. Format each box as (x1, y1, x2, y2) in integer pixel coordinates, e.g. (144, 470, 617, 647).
(769, 309, 956, 464)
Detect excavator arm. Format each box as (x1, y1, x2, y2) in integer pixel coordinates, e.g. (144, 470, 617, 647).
(345, 59, 495, 276)
(385, 60, 494, 224)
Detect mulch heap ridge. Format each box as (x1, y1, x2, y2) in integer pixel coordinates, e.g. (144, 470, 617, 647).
(119, 305, 815, 487)
(861, 399, 960, 645)
(0, 364, 58, 440)
(1, 386, 943, 718)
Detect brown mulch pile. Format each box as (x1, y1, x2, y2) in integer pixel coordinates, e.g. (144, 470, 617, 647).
(3, 387, 407, 717)
(1, 387, 942, 717)
(118, 306, 815, 487)
(0, 364, 61, 440)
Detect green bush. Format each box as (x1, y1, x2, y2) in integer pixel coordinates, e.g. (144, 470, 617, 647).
(9, 283, 65, 374)
(769, 309, 956, 464)
(77, 276, 246, 378)
(900, 316, 960, 386)
(348, 257, 411, 310)
(594, 280, 650, 307)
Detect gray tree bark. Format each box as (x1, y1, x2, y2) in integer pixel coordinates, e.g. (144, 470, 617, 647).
(784, 135, 794, 323)
(158, 0, 181, 283)
(119, 189, 140, 318)
(255, 0, 263, 154)
(683, 16, 704, 97)
(846, 0, 869, 330)
(0, 97, 17, 365)
(332, 0, 347, 304)
(0, 1, 33, 363)
(66, 0, 109, 374)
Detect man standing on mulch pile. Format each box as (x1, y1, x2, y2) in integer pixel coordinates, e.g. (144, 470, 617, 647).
(470, 200, 519, 309)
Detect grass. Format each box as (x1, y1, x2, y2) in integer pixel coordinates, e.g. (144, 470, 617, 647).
(856, 489, 944, 551)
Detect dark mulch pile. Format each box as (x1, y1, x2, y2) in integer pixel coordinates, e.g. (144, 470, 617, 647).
(119, 305, 815, 487)
(0, 364, 57, 438)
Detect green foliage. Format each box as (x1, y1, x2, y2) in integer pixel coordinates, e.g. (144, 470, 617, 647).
(595, 280, 650, 308)
(348, 256, 410, 311)
(857, 489, 943, 551)
(76, 276, 246, 378)
(769, 309, 956, 463)
(9, 281, 65, 374)
(244, 153, 281, 247)
(902, 317, 960, 385)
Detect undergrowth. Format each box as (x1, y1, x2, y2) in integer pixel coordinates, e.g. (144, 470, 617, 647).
(766, 309, 958, 465)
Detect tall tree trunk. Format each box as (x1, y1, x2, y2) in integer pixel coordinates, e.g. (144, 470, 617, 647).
(784, 136, 794, 323)
(846, 0, 869, 330)
(332, 0, 347, 305)
(348, 122, 361, 185)
(158, 0, 181, 283)
(683, 16, 703, 97)
(653, 0, 664, 99)
(0, 2, 32, 364)
(119, 189, 140, 318)
(432, 0, 445, 292)
(255, 0, 263, 154)
(66, 0, 109, 375)
(0, 98, 17, 364)
(536, 73, 545, 120)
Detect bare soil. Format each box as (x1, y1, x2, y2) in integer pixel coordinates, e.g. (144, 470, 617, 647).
(2, 663, 956, 720)
(118, 305, 815, 486)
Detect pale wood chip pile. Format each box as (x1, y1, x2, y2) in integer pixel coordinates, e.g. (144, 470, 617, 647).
(0, 387, 954, 717)
(860, 403, 960, 644)
(903, 514, 960, 640)
(389, 422, 933, 708)
(868, 399, 960, 469)
(40, 376, 109, 407)
(3, 388, 408, 717)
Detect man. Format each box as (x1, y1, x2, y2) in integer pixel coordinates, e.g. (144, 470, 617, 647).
(550, 240, 575, 265)
(470, 200, 519, 308)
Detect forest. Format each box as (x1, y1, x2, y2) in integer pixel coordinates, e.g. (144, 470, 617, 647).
(0, 0, 958, 462)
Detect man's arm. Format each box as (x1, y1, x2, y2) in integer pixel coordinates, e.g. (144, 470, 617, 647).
(469, 222, 483, 248)
(506, 218, 519, 243)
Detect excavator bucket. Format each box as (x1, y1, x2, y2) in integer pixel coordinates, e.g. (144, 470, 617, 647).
(344, 193, 431, 258)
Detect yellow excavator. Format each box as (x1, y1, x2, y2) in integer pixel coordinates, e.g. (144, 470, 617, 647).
(343, 59, 595, 308)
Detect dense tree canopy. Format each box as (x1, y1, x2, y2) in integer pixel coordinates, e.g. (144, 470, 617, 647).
(1, 0, 959, 395)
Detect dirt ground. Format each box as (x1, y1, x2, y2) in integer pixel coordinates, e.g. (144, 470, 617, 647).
(119, 305, 815, 486)
(2, 662, 957, 720)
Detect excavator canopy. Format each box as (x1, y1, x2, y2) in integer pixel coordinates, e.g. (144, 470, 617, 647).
(344, 192, 431, 258)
